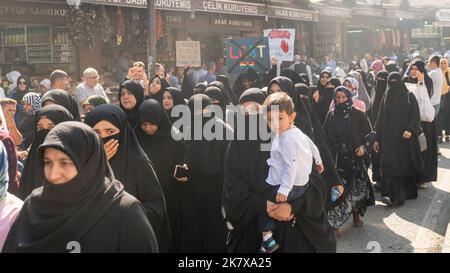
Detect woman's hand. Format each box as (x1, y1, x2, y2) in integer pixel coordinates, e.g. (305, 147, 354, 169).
(104, 139, 119, 161)
(355, 145, 365, 157)
(174, 164, 189, 182)
(312, 90, 320, 102)
(17, 150, 28, 160)
(271, 57, 278, 66)
(373, 141, 380, 153)
(417, 71, 425, 83)
(402, 130, 412, 139)
(268, 203, 294, 221)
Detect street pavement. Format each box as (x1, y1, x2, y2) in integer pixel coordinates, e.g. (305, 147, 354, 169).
(337, 141, 450, 253)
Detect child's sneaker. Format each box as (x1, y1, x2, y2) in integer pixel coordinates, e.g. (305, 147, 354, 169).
(259, 237, 280, 253)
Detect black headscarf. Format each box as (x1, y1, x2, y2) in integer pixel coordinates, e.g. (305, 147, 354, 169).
(149, 75, 170, 103)
(295, 83, 311, 99)
(299, 73, 310, 87)
(84, 104, 170, 251)
(11, 75, 31, 102)
(41, 89, 81, 121)
(137, 99, 172, 141)
(268, 76, 295, 96)
(328, 77, 342, 89)
(135, 99, 184, 252)
(18, 105, 74, 200)
(370, 71, 389, 125)
(216, 75, 239, 105)
(313, 71, 335, 124)
(188, 94, 212, 113)
(318, 70, 332, 89)
(280, 69, 303, 84)
(205, 86, 227, 112)
(119, 80, 144, 129)
(404, 59, 434, 98)
(3, 122, 127, 252)
(233, 69, 259, 99)
(332, 86, 353, 144)
(208, 81, 233, 106)
(193, 82, 208, 95)
(295, 82, 345, 210)
(385, 72, 410, 113)
(375, 71, 424, 179)
(386, 61, 400, 73)
(164, 87, 186, 125)
(239, 88, 267, 105)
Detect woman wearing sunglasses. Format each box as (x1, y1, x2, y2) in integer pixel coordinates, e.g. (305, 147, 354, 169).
(7, 76, 30, 126)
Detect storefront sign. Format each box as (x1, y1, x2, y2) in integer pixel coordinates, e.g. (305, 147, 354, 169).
(263, 29, 295, 62)
(354, 8, 384, 17)
(166, 15, 184, 23)
(83, 0, 320, 21)
(267, 6, 317, 22)
(0, 0, 68, 25)
(213, 18, 254, 28)
(224, 37, 270, 74)
(412, 26, 442, 39)
(317, 6, 351, 18)
(436, 9, 450, 22)
(386, 10, 423, 20)
(176, 41, 201, 67)
(199, 0, 264, 16)
(81, 0, 193, 11)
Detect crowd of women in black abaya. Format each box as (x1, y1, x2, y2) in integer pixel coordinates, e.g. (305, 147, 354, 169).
(0, 56, 441, 253)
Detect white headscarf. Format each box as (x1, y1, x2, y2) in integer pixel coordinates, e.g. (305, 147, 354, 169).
(348, 71, 371, 111)
(6, 71, 21, 93)
(39, 79, 51, 90)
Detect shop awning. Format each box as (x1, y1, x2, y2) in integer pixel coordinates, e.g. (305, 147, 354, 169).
(79, 0, 318, 22)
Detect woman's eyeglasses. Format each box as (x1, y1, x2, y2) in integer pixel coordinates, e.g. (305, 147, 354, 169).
(19, 81, 27, 85)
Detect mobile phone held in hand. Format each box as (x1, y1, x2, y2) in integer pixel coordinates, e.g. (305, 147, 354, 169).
(174, 165, 188, 179)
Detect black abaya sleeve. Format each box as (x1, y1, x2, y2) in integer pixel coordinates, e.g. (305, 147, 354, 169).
(406, 93, 422, 135)
(265, 65, 277, 86)
(182, 69, 194, 99)
(134, 158, 170, 252)
(223, 141, 266, 229)
(375, 99, 385, 142)
(118, 200, 159, 253)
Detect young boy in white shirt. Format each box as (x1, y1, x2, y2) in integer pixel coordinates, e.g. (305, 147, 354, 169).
(259, 92, 324, 253)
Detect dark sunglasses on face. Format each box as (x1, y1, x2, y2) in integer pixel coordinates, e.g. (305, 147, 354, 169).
(19, 81, 26, 85)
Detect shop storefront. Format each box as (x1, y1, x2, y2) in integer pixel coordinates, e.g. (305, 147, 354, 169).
(266, 5, 318, 58)
(434, 9, 450, 50)
(0, 0, 73, 90)
(313, 4, 352, 60)
(344, 7, 406, 58)
(78, 0, 317, 80)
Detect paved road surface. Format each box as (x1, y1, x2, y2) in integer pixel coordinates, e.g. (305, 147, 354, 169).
(337, 141, 450, 253)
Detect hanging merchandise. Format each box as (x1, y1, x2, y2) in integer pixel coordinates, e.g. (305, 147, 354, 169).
(83, 6, 96, 50)
(156, 10, 164, 42)
(67, 5, 83, 45)
(97, 6, 113, 43)
(137, 10, 148, 47)
(116, 7, 125, 45)
(124, 9, 134, 47)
